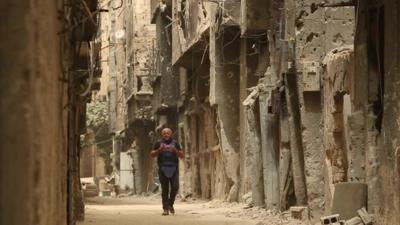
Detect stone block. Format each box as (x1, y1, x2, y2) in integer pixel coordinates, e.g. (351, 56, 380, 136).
(331, 182, 368, 220)
(320, 214, 340, 225)
(290, 206, 310, 221)
(345, 217, 363, 225)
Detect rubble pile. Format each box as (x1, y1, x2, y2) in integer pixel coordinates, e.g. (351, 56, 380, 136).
(320, 207, 374, 225)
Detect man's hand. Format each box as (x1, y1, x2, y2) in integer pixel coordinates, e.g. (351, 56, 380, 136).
(150, 144, 166, 158)
(170, 145, 178, 154)
(159, 143, 166, 152)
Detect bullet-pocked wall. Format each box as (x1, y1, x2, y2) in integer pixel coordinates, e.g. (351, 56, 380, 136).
(0, 1, 68, 224)
(293, 0, 355, 216)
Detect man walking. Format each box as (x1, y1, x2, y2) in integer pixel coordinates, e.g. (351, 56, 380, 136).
(150, 128, 184, 215)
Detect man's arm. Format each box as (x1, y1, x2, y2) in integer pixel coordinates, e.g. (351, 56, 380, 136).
(150, 143, 165, 158)
(170, 143, 185, 159)
(176, 149, 184, 159)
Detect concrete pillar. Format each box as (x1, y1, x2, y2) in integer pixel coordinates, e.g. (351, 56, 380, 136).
(284, 72, 308, 205)
(239, 38, 250, 197)
(243, 89, 264, 206)
(259, 87, 280, 209)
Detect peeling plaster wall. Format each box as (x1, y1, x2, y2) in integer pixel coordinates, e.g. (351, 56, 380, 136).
(322, 47, 354, 207)
(0, 1, 68, 224)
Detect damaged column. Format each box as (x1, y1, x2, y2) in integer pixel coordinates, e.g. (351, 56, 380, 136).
(284, 69, 308, 205)
(243, 88, 264, 206)
(259, 78, 280, 209)
(209, 24, 241, 202)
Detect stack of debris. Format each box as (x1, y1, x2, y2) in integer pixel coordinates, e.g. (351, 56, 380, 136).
(320, 208, 374, 225)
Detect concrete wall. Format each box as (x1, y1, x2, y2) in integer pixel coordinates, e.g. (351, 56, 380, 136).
(0, 1, 68, 224)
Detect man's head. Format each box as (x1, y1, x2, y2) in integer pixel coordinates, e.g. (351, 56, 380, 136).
(161, 128, 173, 141)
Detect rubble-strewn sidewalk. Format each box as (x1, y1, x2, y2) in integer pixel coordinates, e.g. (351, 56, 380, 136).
(201, 200, 310, 225)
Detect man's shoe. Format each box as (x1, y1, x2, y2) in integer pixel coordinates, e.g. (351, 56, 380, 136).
(169, 206, 175, 214)
(162, 209, 169, 216)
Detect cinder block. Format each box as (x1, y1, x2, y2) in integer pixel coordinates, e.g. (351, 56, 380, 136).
(290, 206, 310, 220)
(357, 207, 373, 225)
(332, 222, 345, 225)
(320, 214, 340, 225)
(331, 182, 368, 220)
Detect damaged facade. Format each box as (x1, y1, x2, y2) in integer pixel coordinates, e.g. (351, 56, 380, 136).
(100, 0, 157, 194)
(97, 0, 400, 224)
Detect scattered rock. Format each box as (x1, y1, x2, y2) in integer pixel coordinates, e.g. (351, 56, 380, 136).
(290, 206, 310, 221)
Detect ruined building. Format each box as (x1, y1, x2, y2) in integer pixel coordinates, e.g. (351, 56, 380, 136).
(98, 0, 400, 224)
(99, 0, 157, 194)
(1, 0, 101, 224)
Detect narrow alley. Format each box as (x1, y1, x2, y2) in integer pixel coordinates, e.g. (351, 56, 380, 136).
(78, 197, 258, 225)
(78, 196, 304, 225)
(1, 0, 400, 225)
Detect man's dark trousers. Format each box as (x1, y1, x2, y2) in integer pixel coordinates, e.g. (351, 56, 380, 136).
(159, 168, 179, 210)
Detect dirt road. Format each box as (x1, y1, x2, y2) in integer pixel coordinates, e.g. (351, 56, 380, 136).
(77, 196, 259, 225)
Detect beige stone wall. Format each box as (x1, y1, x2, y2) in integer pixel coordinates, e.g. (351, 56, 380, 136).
(0, 1, 68, 225)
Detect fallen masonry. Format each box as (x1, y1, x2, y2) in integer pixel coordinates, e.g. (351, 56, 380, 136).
(320, 207, 374, 225)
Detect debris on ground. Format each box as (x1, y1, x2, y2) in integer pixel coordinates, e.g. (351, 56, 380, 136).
(357, 208, 373, 225)
(290, 206, 310, 221)
(204, 200, 309, 225)
(320, 207, 374, 225)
